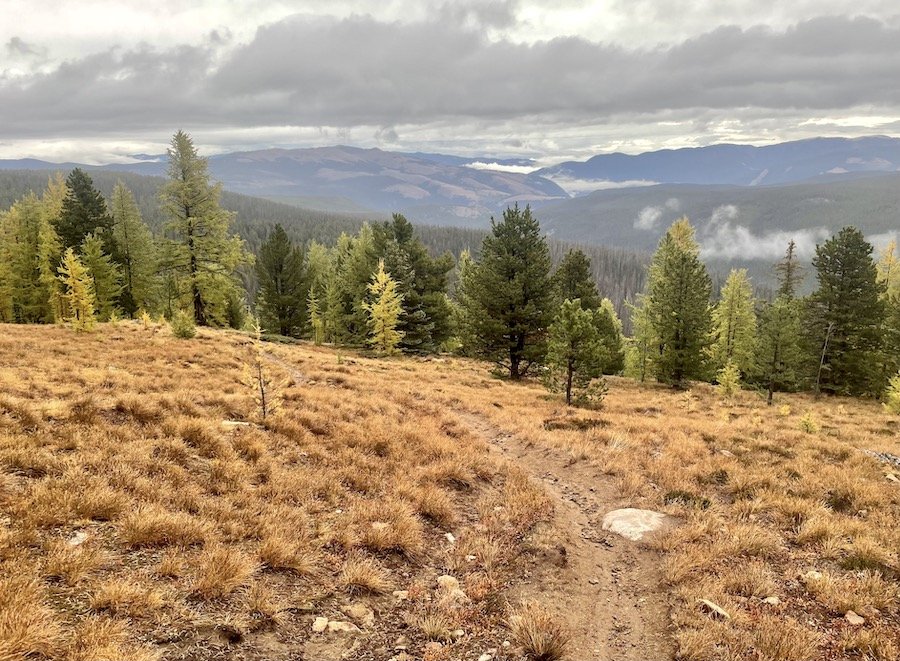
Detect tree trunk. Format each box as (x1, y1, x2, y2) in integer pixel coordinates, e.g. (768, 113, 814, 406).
(565, 360, 574, 405)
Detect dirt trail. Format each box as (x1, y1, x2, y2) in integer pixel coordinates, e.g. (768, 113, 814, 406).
(457, 412, 674, 661)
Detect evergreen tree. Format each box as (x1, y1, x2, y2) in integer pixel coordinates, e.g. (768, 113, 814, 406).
(255, 224, 307, 336)
(774, 239, 803, 299)
(596, 298, 626, 374)
(1, 189, 62, 323)
(451, 249, 479, 355)
(363, 259, 404, 355)
(308, 290, 324, 345)
(711, 269, 757, 375)
(462, 205, 554, 379)
(159, 130, 251, 326)
(624, 294, 655, 382)
(876, 241, 900, 388)
(645, 218, 713, 387)
(81, 233, 123, 321)
(546, 299, 608, 406)
(805, 227, 885, 396)
(755, 295, 802, 404)
(110, 181, 157, 316)
(57, 248, 96, 331)
(374, 214, 454, 352)
(54, 168, 113, 252)
(552, 249, 602, 310)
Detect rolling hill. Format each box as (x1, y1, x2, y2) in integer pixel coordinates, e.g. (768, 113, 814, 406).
(0, 146, 566, 226)
(537, 136, 900, 188)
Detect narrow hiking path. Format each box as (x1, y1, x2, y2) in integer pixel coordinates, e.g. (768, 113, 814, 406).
(457, 411, 674, 661)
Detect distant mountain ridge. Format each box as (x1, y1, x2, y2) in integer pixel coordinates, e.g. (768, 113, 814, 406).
(537, 136, 900, 188)
(0, 146, 565, 225)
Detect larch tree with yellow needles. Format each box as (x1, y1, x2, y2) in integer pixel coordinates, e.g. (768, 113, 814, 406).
(57, 247, 96, 332)
(711, 268, 757, 376)
(364, 259, 404, 356)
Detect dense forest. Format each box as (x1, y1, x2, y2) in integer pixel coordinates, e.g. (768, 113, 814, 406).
(0, 168, 648, 322)
(1, 131, 898, 405)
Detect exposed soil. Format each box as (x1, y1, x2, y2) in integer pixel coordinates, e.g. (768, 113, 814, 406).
(457, 411, 675, 661)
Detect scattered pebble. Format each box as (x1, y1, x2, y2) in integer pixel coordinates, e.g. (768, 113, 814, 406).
(312, 617, 328, 633)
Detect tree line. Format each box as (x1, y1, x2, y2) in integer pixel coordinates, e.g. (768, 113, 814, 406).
(1, 131, 897, 405)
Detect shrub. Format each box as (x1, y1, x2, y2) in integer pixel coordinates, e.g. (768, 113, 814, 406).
(170, 310, 196, 339)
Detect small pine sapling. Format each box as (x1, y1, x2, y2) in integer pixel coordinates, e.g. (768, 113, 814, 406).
(243, 320, 281, 420)
(716, 361, 742, 401)
(170, 309, 196, 339)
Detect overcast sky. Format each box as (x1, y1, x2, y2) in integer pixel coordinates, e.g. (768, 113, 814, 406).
(2, 0, 900, 163)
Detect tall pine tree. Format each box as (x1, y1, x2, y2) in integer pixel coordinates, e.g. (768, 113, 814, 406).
(645, 218, 713, 387)
(54, 168, 113, 253)
(552, 249, 602, 310)
(462, 205, 554, 379)
(374, 214, 453, 352)
(159, 131, 250, 326)
(711, 269, 757, 375)
(804, 227, 885, 396)
(255, 224, 307, 337)
(110, 181, 157, 316)
(81, 233, 123, 321)
(754, 242, 804, 404)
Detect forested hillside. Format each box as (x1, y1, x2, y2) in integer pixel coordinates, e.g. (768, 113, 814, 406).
(0, 168, 649, 319)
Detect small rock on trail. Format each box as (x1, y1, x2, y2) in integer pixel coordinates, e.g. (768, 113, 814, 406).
(601, 508, 673, 542)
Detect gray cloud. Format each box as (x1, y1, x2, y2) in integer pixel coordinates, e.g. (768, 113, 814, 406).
(699, 204, 831, 259)
(6, 36, 45, 58)
(2, 11, 900, 156)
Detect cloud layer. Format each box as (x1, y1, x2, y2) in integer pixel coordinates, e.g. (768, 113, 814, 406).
(2, 4, 900, 159)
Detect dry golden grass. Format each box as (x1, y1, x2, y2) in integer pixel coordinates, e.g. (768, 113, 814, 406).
(2, 322, 899, 660)
(507, 601, 570, 661)
(0, 323, 558, 660)
(436, 369, 900, 660)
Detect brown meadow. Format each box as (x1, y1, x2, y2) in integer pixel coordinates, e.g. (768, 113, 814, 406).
(0, 322, 898, 660)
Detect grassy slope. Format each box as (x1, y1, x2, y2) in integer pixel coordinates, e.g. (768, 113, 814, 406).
(1, 324, 899, 661)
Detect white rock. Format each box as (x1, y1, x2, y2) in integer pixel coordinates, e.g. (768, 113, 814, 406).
(762, 596, 781, 606)
(845, 610, 865, 626)
(478, 654, 493, 661)
(445, 532, 456, 544)
(803, 570, 823, 582)
(67, 531, 88, 546)
(601, 508, 671, 541)
(312, 617, 329, 633)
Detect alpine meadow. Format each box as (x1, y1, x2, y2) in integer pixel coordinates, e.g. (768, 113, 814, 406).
(2, 3, 900, 661)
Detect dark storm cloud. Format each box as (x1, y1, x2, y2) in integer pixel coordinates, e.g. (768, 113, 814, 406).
(2, 13, 900, 138)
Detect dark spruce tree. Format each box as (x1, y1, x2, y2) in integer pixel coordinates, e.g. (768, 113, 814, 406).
(645, 218, 713, 387)
(374, 214, 454, 352)
(463, 205, 554, 379)
(804, 227, 886, 396)
(54, 168, 113, 252)
(552, 248, 603, 310)
(255, 224, 307, 337)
